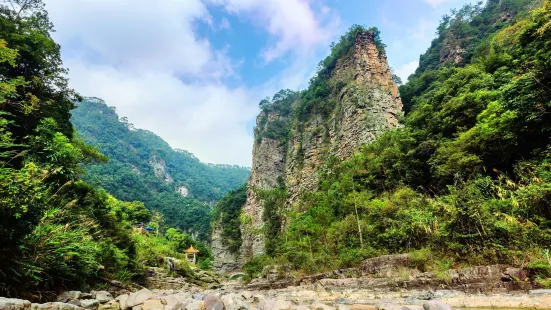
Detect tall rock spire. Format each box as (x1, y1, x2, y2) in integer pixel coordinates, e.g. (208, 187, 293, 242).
(212, 29, 403, 271)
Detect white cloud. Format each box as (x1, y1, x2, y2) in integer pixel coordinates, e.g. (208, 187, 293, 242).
(66, 61, 259, 166)
(43, 0, 336, 166)
(45, 0, 225, 77)
(207, 0, 335, 62)
(395, 61, 419, 82)
(44, 0, 256, 165)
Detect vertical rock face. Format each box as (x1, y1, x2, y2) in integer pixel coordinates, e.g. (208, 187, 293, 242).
(241, 111, 289, 259)
(211, 226, 240, 272)
(284, 31, 402, 207)
(212, 30, 403, 269)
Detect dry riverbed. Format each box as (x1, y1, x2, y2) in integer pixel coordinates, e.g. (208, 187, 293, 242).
(2, 286, 551, 310)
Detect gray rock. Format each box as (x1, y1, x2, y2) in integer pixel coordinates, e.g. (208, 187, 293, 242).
(0, 298, 32, 310)
(240, 292, 253, 301)
(376, 305, 410, 310)
(57, 292, 82, 303)
(310, 302, 334, 310)
(66, 300, 80, 307)
(529, 289, 551, 295)
(334, 299, 352, 306)
(259, 300, 291, 310)
(202, 295, 224, 310)
(184, 300, 203, 310)
(116, 295, 129, 310)
(141, 300, 164, 310)
(127, 289, 154, 308)
(98, 301, 121, 310)
(77, 300, 100, 309)
(221, 295, 249, 310)
(252, 296, 264, 305)
(161, 296, 178, 307)
(92, 291, 114, 304)
(166, 301, 189, 310)
(31, 302, 83, 310)
(422, 301, 450, 310)
(349, 306, 376, 310)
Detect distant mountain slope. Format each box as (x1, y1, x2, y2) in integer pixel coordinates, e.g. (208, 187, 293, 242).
(71, 97, 250, 240)
(400, 0, 537, 111)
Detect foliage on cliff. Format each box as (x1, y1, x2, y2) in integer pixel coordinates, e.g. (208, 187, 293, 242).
(71, 98, 250, 240)
(255, 25, 385, 146)
(212, 185, 247, 253)
(0, 0, 209, 297)
(247, 0, 551, 278)
(297, 26, 383, 120)
(400, 0, 537, 111)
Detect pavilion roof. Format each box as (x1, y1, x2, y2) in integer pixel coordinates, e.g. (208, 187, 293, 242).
(184, 245, 199, 253)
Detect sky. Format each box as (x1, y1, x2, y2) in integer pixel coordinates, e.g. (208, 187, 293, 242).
(44, 0, 474, 167)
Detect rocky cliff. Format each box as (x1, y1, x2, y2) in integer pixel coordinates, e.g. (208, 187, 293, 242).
(213, 29, 403, 271)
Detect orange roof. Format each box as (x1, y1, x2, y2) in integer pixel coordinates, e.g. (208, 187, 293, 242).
(184, 245, 200, 253)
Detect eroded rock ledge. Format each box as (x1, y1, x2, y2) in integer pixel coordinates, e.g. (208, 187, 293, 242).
(246, 254, 539, 294)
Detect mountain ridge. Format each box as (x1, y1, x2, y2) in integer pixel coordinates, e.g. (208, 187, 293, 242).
(71, 97, 250, 240)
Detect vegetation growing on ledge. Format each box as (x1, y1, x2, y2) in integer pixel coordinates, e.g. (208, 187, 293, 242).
(296, 25, 384, 120)
(256, 89, 297, 144)
(255, 25, 388, 146)
(243, 0, 551, 285)
(211, 185, 247, 253)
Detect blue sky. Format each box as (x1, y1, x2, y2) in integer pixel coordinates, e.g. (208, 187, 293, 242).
(44, 0, 473, 166)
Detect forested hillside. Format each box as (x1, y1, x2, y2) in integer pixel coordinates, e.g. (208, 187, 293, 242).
(71, 98, 250, 240)
(0, 0, 211, 297)
(234, 0, 551, 286)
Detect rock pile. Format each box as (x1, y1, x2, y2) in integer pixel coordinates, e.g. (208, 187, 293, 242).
(3, 287, 551, 310)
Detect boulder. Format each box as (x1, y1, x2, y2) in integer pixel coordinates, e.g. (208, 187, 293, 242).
(221, 295, 249, 310)
(116, 295, 130, 310)
(142, 300, 164, 310)
(184, 300, 203, 310)
(132, 307, 142, 310)
(310, 302, 334, 310)
(422, 301, 450, 310)
(259, 300, 291, 310)
(349, 306, 375, 310)
(57, 292, 82, 303)
(167, 300, 194, 310)
(78, 300, 100, 309)
(161, 296, 179, 308)
(202, 295, 224, 310)
(529, 289, 551, 294)
(127, 289, 154, 308)
(291, 307, 310, 310)
(240, 292, 253, 301)
(31, 302, 83, 310)
(92, 292, 114, 304)
(0, 298, 32, 310)
(252, 296, 264, 305)
(98, 301, 121, 310)
(376, 305, 411, 310)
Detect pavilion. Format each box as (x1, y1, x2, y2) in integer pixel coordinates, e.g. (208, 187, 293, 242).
(184, 245, 199, 264)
